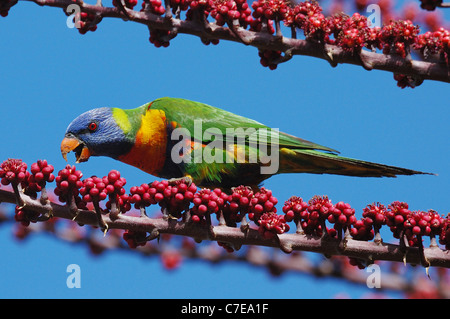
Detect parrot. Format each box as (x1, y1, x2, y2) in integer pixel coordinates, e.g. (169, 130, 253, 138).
(61, 97, 432, 191)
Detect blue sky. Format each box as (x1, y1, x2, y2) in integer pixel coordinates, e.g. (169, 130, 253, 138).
(0, 1, 448, 299)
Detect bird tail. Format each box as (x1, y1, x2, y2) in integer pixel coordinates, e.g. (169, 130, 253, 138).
(277, 148, 434, 177)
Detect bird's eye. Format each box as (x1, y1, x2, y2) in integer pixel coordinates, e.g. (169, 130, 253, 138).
(88, 122, 98, 132)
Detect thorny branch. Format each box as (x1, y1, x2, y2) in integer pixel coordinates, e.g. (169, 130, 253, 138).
(0, 157, 449, 297)
(1, 185, 450, 269)
(4, 210, 450, 297)
(1, 0, 449, 85)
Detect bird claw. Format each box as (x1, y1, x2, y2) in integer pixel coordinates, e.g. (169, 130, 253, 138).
(167, 175, 193, 186)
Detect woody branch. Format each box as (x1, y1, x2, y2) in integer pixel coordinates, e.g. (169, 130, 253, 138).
(1, 186, 449, 268)
(0, 159, 449, 271)
(1, 0, 449, 86)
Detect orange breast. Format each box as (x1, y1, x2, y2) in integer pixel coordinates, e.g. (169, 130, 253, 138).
(118, 109, 167, 176)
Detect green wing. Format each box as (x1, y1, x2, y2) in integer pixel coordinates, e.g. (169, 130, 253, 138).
(150, 97, 338, 153)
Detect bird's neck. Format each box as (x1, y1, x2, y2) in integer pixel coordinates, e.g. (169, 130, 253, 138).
(116, 105, 169, 176)
(111, 106, 145, 140)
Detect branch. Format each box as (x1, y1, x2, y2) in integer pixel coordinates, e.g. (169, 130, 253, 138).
(1, 0, 449, 85)
(1, 186, 450, 269)
(6, 208, 450, 297)
(0, 157, 449, 284)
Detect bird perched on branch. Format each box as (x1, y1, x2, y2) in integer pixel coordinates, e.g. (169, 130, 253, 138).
(61, 97, 432, 191)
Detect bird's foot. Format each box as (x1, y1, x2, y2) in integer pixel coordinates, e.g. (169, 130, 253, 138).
(167, 175, 193, 186)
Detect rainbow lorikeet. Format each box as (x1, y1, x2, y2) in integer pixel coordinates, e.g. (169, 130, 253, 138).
(61, 97, 431, 190)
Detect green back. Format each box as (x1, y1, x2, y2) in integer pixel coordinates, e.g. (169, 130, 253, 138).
(149, 97, 338, 153)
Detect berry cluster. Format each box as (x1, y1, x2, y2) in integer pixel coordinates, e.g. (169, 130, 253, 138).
(385, 201, 436, 247)
(30, 160, 55, 186)
(405, 210, 443, 238)
(170, 0, 189, 12)
(184, 0, 210, 22)
(258, 49, 281, 70)
(249, 15, 275, 34)
(79, 176, 109, 203)
(362, 202, 387, 227)
(248, 187, 278, 223)
(386, 201, 411, 240)
(326, 201, 357, 238)
(379, 20, 419, 58)
(140, 0, 166, 15)
(14, 205, 39, 227)
(222, 185, 253, 225)
(283, 195, 337, 237)
(191, 188, 228, 223)
(439, 217, 450, 250)
(103, 170, 129, 214)
(24, 160, 55, 197)
(76, 12, 98, 35)
(351, 218, 375, 241)
(0, 158, 28, 186)
(210, 0, 252, 27)
(414, 28, 450, 61)
(130, 183, 154, 208)
(251, 0, 289, 22)
(258, 211, 290, 239)
(350, 202, 387, 240)
(393, 73, 424, 89)
(306, 195, 334, 236)
(54, 165, 84, 204)
(281, 196, 308, 224)
(144, 180, 197, 218)
(188, 0, 210, 11)
(284, 0, 322, 29)
(335, 13, 370, 52)
(285, 0, 325, 40)
(123, 230, 147, 248)
(149, 29, 172, 48)
(113, 0, 138, 9)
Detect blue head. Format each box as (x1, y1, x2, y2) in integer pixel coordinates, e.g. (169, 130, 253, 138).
(61, 107, 134, 162)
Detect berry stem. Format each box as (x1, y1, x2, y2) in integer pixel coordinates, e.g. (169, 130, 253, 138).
(140, 206, 148, 218)
(164, 0, 172, 19)
(11, 181, 25, 209)
(93, 200, 108, 232)
(274, 18, 281, 37)
(295, 219, 304, 235)
(374, 226, 382, 245)
(217, 210, 226, 226)
(290, 26, 296, 39)
(109, 195, 120, 220)
(39, 186, 49, 205)
(430, 236, 438, 248)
